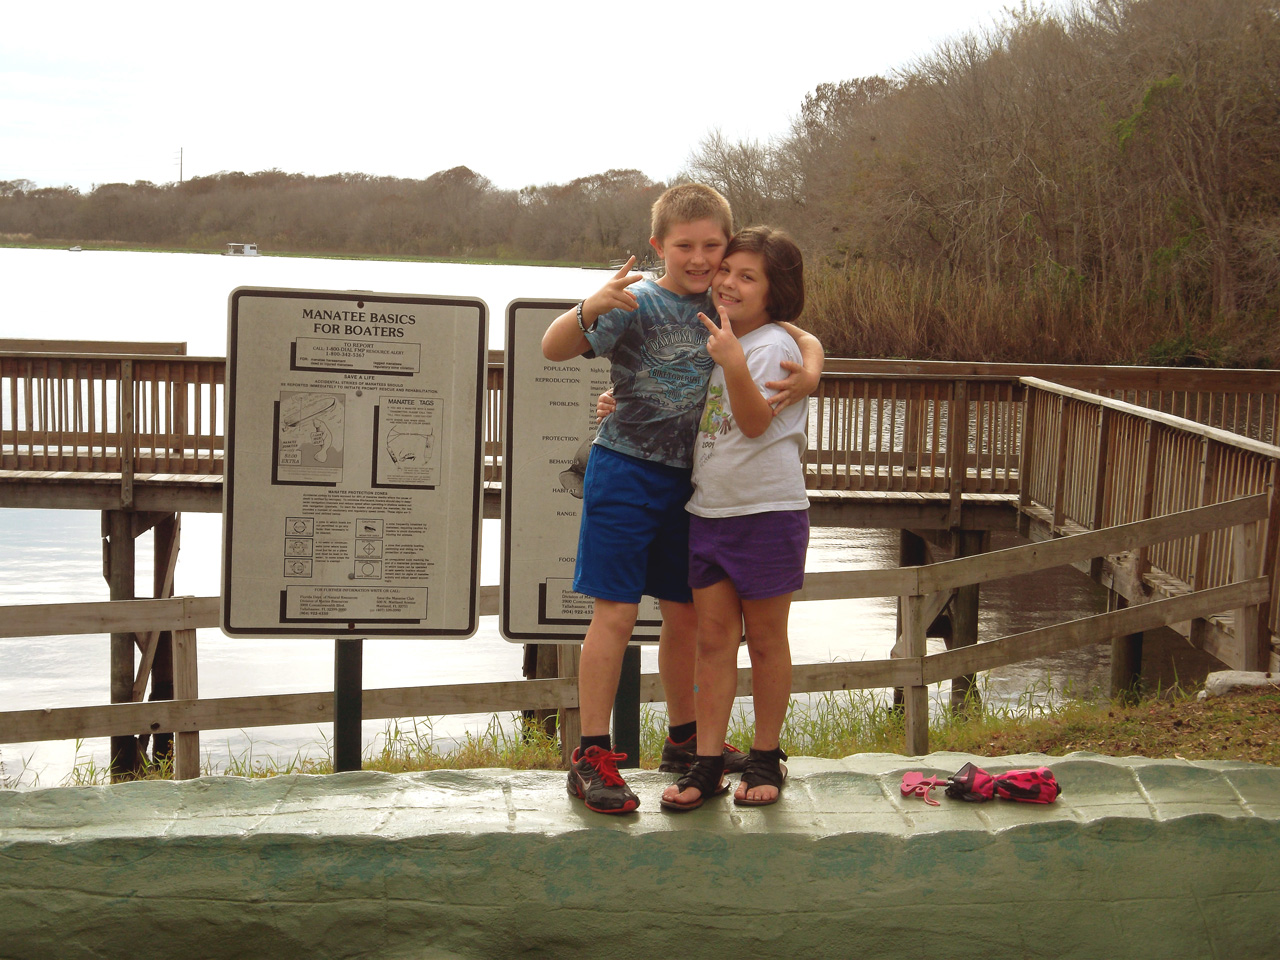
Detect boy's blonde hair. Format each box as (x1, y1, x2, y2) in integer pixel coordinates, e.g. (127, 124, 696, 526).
(650, 183, 733, 243)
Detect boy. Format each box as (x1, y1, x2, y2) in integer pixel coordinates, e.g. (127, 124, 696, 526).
(541, 183, 822, 814)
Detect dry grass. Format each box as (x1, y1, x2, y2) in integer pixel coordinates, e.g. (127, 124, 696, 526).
(801, 260, 1262, 367)
(26, 683, 1278, 787)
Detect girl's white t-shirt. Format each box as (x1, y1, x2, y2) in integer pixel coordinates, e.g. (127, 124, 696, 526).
(686, 323, 810, 518)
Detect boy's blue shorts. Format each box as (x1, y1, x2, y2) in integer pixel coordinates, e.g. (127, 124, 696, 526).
(573, 444, 694, 605)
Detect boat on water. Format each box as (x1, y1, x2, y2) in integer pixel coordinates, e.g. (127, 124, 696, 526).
(225, 242, 259, 256)
(67, 245, 82, 252)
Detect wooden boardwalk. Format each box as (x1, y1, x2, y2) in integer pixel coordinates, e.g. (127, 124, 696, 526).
(2, 341, 1277, 775)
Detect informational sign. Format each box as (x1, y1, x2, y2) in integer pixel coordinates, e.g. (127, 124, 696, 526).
(222, 287, 486, 638)
(499, 300, 663, 642)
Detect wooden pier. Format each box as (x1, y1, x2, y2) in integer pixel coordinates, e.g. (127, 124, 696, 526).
(2, 340, 1277, 778)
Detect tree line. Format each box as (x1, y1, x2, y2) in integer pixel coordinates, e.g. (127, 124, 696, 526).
(0, 165, 662, 265)
(2, 0, 1276, 365)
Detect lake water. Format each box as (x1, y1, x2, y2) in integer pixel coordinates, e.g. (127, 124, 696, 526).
(0, 247, 1115, 788)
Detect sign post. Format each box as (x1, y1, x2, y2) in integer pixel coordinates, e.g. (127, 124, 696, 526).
(334, 638, 363, 772)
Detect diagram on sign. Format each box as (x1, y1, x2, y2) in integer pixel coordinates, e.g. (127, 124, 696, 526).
(353, 517, 383, 579)
(374, 396, 441, 488)
(282, 516, 314, 577)
(276, 391, 345, 484)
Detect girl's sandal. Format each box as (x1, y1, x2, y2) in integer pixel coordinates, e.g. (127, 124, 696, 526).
(734, 747, 788, 807)
(660, 755, 727, 812)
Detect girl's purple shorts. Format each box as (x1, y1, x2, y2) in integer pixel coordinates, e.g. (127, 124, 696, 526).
(687, 510, 809, 600)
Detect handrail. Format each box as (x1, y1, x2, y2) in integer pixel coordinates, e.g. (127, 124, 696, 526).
(0, 495, 1268, 766)
(0, 340, 189, 356)
(1017, 377, 1280, 664)
(4, 352, 1277, 496)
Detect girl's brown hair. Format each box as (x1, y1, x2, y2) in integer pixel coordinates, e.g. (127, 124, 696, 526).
(725, 226, 805, 323)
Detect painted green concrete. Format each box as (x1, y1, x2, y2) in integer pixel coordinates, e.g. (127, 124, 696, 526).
(2, 753, 1278, 959)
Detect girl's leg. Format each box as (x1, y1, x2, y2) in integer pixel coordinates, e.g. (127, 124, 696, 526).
(661, 579, 741, 806)
(737, 593, 793, 803)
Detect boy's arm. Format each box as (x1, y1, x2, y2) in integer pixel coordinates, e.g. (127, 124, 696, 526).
(541, 258, 643, 361)
(764, 321, 824, 413)
(541, 306, 591, 361)
(699, 309, 773, 439)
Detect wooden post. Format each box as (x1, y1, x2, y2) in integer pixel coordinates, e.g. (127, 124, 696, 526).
(520, 644, 559, 740)
(1051, 396, 1069, 532)
(949, 529, 986, 711)
(172, 627, 200, 780)
(947, 380, 968, 530)
(1089, 407, 1112, 580)
(104, 509, 139, 780)
(614, 645, 641, 769)
(1190, 438, 1216, 592)
(1256, 467, 1280, 671)
(1233, 521, 1262, 671)
(902, 592, 929, 756)
(893, 530, 928, 711)
(557, 643, 582, 765)
(1136, 421, 1158, 576)
(120, 358, 135, 510)
(1016, 387, 1037, 538)
(148, 513, 179, 766)
(1109, 591, 1143, 703)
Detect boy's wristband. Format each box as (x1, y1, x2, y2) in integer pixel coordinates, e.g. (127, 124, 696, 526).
(576, 301, 589, 335)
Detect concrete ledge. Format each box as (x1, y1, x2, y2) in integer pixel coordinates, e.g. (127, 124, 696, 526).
(3, 753, 1279, 959)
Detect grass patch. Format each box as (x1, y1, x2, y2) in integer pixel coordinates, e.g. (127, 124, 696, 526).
(40, 682, 1280, 786)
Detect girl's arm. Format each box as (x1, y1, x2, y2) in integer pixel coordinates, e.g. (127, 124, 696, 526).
(699, 309, 774, 439)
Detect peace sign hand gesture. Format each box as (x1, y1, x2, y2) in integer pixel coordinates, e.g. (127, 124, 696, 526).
(583, 256, 644, 319)
(699, 306, 745, 370)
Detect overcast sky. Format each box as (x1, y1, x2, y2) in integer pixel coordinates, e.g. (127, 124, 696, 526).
(3, 0, 1021, 194)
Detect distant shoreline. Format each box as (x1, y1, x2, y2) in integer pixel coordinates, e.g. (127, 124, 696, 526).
(0, 240, 608, 271)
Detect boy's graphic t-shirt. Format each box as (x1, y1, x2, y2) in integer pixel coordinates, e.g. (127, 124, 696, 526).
(583, 279, 715, 468)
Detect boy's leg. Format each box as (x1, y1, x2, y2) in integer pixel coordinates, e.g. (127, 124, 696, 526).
(661, 580, 741, 807)
(567, 598, 644, 815)
(577, 599, 640, 736)
(737, 594, 794, 804)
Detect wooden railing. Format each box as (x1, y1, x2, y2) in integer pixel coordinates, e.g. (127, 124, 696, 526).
(824, 359, 1280, 446)
(5, 351, 1278, 499)
(0, 353, 224, 492)
(0, 485, 1269, 769)
(1, 349, 508, 492)
(808, 375, 1023, 496)
(1018, 377, 1280, 658)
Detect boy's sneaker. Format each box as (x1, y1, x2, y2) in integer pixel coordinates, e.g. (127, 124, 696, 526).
(659, 735, 749, 775)
(566, 746, 639, 815)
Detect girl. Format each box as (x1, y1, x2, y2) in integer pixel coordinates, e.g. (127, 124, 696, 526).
(660, 226, 810, 811)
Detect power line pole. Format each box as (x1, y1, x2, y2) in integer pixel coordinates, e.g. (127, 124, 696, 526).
(175, 147, 183, 183)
